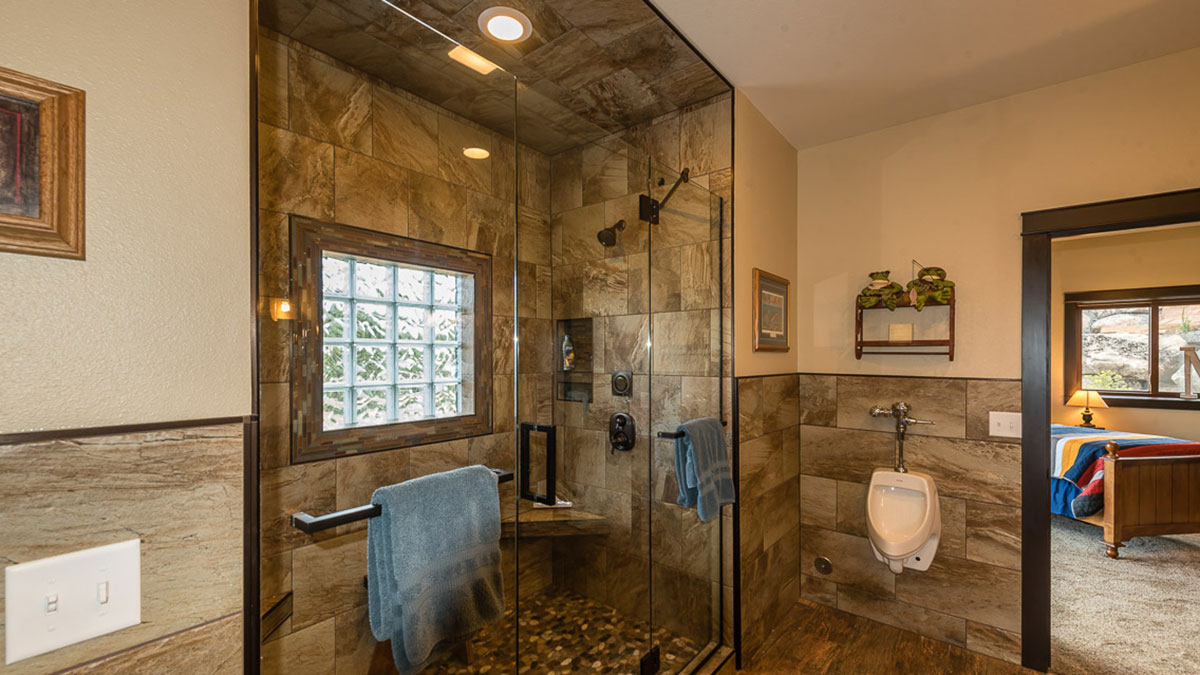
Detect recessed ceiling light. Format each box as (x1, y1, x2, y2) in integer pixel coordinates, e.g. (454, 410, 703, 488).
(447, 45, 499, 75)
(463, 147, 490, 160)
(478, 6, 532, 43)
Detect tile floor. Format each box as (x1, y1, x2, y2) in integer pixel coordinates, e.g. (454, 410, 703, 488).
(433, 590, 702, 674)
(742, 600, 1029, 674)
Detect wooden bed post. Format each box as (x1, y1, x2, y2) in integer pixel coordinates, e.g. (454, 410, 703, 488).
(1102, 441, 1123, 559)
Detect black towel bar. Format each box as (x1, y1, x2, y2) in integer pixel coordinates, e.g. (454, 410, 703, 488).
(656, 420, 728, 439)
(290, 468, 514, 534)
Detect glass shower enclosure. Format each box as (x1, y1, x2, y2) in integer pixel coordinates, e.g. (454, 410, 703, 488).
(257, 0, 732, 671)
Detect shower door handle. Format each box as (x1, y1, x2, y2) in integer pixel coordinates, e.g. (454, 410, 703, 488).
(519, 422, 557, 506)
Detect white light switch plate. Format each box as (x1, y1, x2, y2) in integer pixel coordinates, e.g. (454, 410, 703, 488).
(5, 539, 140, 664)
(989, 411, 1022, 438)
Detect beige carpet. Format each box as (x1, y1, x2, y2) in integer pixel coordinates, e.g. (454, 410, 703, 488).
(1051, 514, 1200, 674)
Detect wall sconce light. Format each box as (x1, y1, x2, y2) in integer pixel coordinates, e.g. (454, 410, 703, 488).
(269, 297, 296, 322)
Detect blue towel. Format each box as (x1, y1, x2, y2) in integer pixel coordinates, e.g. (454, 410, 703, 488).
(367, 465, 504, 674)
(674, 417, 736, 521)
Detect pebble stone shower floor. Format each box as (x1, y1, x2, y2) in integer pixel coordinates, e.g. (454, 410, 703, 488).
(433, 590, 701, 674)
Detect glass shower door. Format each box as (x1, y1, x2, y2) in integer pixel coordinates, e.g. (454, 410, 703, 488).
(645, 159, 729, 672)
(511, 129, 656, 672)
(509, 139, 727, 672)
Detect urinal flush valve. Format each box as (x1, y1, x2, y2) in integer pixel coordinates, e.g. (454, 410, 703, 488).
(869, 401, 934, 472)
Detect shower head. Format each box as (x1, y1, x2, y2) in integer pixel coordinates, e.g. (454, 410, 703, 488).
(597, 219, 626, 247)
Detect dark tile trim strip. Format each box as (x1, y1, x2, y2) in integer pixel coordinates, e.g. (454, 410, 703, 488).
(729, 369, 1022, 381)
(0, 415, 255, 446)
(248, 2, 264, 671)
(731, 377, 742, 668)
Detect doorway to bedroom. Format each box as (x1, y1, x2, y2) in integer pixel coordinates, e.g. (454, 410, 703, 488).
(1049, 224, 1200, 674)
(1021, 192, 1200, 674)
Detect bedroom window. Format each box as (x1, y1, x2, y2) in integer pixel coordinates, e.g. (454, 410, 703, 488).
(289, 216, 493, 462)
(1065, 285, 1200, 409)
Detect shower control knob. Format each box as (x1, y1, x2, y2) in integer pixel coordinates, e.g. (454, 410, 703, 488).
(608, 413, 636, 452)
(611, 371, 632, 397)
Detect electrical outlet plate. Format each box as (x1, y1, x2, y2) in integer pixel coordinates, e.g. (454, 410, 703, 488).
(988, 411, 1022, 438)
(5, 539, 140, 664)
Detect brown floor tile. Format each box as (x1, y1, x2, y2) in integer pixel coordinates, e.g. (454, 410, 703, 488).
(743, 600, 1031, 675)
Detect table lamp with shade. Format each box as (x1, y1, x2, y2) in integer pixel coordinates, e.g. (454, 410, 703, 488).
(1066, 389, 1107, 428)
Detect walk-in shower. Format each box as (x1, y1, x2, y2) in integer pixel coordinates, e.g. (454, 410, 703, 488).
(255, 0, 733, 672)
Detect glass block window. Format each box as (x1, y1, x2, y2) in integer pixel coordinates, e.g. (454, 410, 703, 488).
(320, 252, 474, 431)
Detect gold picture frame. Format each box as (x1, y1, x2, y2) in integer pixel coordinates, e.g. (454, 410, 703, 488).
(0, 66, 85, 260)
(753, 268, 790, 352)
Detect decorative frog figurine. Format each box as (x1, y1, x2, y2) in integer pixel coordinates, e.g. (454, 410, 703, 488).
(858, 271, 905, 310)
(906, 266, 955, 310)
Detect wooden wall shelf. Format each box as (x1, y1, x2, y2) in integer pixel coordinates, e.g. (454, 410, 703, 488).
(855, 292, 955, 360)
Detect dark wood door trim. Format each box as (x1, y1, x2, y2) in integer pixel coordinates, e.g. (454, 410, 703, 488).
(1020, 186, 1200, 672)
(1022, 187, 1200, 236)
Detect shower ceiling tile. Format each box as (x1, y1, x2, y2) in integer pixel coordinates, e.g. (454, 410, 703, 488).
(649, 59, 730, 108)
(522, 29, 617, 91)
(262, 0, 728, 154)
(551, 0, 658, 46)
(606, 20, 701, 83)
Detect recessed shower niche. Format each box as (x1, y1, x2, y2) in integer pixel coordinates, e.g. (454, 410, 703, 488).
(556, 318, 593, 406)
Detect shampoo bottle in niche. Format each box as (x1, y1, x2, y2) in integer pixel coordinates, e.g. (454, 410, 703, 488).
(561, 334, 575, 371)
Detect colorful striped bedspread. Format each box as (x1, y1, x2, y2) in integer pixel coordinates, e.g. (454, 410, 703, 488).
(1050, 424, 1200, 519)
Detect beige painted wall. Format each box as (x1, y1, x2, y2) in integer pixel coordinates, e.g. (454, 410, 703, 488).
(734, 90, 799, 376)
(795, 47, 1200, 379)
(1051, 224, 1200, 440)
(0, 1, 251, 432)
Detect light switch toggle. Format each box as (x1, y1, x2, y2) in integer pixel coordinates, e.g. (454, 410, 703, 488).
(5, 539, 141, 665)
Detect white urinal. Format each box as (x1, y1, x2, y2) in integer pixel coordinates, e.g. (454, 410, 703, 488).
(866, 469, 941, 574)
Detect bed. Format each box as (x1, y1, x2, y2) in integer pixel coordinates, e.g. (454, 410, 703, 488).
(1051, 424, 1200, 558)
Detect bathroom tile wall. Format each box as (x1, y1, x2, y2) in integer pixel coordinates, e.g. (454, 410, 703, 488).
(257, 27, 552, 672)
(0, 423, 245, 674)
(735, 374, 802, 661)
(259, 25, 733, 669)
(797, 375, 1023, 665)
(548, 93, 733, 652)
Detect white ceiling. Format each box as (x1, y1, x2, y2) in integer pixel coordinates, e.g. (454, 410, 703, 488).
(651, 0, 1200, 149)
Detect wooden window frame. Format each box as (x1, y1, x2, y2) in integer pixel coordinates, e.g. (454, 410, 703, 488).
(1064, 284, 1200, 410)
(289, 215, 493, 463)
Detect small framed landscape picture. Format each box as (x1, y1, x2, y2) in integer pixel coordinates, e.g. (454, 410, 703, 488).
(0, 65, 85, 260)
(753, 268, 789, 352)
